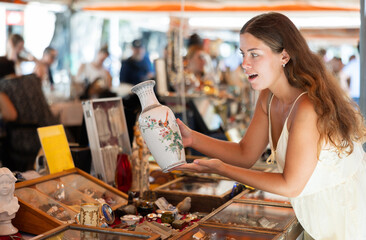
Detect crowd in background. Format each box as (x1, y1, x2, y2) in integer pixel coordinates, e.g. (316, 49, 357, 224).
(318, 42, 361, 105)
(0, 31, 361, 174)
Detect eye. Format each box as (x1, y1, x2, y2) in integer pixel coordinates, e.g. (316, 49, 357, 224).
(251, 52, 258, 57)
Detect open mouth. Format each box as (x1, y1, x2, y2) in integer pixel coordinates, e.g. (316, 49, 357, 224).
(248, 73, 258, 81)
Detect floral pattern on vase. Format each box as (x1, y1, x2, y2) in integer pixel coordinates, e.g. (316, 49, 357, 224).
(140, 112, 184, 161)
(131, 80, 186, 172)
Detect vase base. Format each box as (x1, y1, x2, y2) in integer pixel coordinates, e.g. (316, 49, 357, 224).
(161, 161, 186, 173)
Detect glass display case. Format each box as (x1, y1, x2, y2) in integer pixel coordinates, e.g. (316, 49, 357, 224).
(35, 179, 98, 212)
(31, 224, 160, 240)
(60, 173, 126, 208)
(82, 97, 131, 185)
(154, 176, 237, 212)
(13, 168, 127, 235)
(170, 223, 283, 240)
(201, 200, 302, 240)
(235, 189, 291, 206)
(15, 187, 76, 224)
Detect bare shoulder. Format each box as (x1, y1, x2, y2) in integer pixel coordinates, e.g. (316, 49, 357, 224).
(290, 94, 318, 130)
(257, 89, 273, 115)
(296, 95, 316, 118)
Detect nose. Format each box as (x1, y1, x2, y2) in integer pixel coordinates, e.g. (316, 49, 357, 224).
(241, 57, 251, 71)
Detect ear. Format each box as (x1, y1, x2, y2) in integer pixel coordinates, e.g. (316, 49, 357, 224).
(281, 49, 290, 65)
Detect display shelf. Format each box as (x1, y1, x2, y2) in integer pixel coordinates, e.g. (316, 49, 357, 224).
(13, 168, 128, 235)
(30, 223, 160, 240)
(154, 175, 237, 212)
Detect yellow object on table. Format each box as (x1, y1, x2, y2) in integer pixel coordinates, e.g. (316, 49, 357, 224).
(37, 124, 75, 174)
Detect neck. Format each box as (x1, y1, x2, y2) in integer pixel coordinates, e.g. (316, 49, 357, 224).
(92, 61, 102, 68)
(270, 78, 302, 106)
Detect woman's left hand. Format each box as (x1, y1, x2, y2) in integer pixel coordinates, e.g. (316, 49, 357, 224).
(172, 158, 225, 174)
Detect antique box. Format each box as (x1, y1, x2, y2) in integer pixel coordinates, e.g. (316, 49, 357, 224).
(200, 200, 303, 240)
(154, 175, 237, 212)
(13, 168, 128, 235)
(170, 223, 283, 240)
(30, 223, 160, 240)
(82, 97, 132, 185)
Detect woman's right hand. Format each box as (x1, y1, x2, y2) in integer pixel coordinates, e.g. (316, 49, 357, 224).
(176, 118, 193, 148)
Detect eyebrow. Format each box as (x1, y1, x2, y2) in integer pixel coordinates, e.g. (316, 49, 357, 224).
(239, 48, 260, 53)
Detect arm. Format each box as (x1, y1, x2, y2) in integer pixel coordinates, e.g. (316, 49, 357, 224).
(0, 92, 17, 121)
(178, 96, 319, 198)
(33, 63, 47, 82)
(178, 90, 271, 168)
(104, 70, 112, 88)
(76, 63, 86, 83)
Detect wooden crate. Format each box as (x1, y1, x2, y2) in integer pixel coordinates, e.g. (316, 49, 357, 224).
(13, 168, 128, 235)
(30, 223, 160, 240)
(154, 175, 237, 213)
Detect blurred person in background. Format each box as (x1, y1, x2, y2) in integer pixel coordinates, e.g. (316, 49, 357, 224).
(33, 46, 58, 88)
(183, 45, 206, 92)
(6, 34, 35, 75)
(119, 39, 154, 85)
(0, 58, 18, 166)
(0, 61, 58, 172)
(0, 58, 17, 122)
(341, 42, 360, 105)
(184, 33, 219, 95)
(328, 57, 345, 87)
(0, 57, 16, 80)
(76, 45, 112, 91)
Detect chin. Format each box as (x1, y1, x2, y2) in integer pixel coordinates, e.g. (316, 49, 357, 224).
(250, 83, 264, 91)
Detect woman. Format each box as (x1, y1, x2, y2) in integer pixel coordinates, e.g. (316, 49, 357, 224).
(76, 46, 112, 89)
(6, 34, 34, 75)
(175, 12, 366, 239)
(0, 62, 58, 172)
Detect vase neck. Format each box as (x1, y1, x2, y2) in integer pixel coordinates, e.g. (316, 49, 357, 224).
(133, 82, 160, 110)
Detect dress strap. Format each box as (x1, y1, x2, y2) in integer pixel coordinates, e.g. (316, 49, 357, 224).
(267, 93, 275, 164)
(287, 92, 307, 120)
(266, 92, 307, 165)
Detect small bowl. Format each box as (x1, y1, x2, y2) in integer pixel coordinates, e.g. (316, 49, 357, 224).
(120, 215, 140, 226)
(147, 213, 157, 221)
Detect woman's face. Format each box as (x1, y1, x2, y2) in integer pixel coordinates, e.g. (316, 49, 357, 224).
(0, 175, 14, 196)
(96, 52, 108, 64)
(239, 33, 284, 90)
(14, 41, 24, 54)
(188, 50, 206, 75)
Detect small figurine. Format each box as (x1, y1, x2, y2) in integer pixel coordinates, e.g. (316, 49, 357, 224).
(130, 124, 150, 194)
(176, 197, 191, 213)
(0, 167, 20, 236)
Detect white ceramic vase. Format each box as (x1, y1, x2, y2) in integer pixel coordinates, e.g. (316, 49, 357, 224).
(131, 80, 186, 172)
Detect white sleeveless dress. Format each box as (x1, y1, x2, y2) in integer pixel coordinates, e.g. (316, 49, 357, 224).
(268, 93, 366, 240)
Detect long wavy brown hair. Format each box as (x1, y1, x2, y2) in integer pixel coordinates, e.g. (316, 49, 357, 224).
(240, 12, 366, 156)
